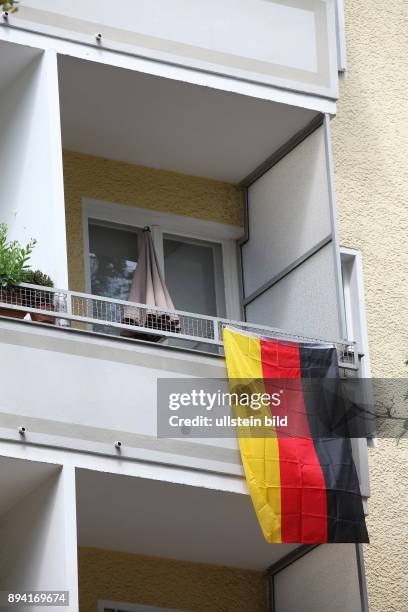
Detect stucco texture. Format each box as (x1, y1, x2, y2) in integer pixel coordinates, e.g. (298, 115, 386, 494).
(331, 1, 408, 611)
(77, 547, 266, 612)
(63, 150, 243, 292)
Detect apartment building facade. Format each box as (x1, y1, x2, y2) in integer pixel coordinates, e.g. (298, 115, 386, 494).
(0, 1, 405, 610)
(331, 2, 408, 611)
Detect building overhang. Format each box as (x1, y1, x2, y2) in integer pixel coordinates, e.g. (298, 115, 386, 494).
(57, 53, 319, 183)
(76, 467, 297, 571)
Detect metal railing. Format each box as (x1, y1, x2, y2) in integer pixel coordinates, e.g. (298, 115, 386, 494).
(0, 283, 358, 370)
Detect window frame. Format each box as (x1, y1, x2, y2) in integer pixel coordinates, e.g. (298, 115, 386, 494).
(82, 198, 243, 321)
(163, 232, 226, 318)
(335, 0, 347, 72)
(88, 218, 141, 302)
(340, 248, 372, 500)
(340, 248, 371, 377)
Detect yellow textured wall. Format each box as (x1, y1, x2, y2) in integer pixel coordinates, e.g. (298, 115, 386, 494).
(63, 151, 243, 292)
(331, 2, 408, 611)
(77, 547, 265, 612)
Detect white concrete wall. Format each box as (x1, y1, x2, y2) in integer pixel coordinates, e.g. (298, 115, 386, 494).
(0, 45, 68, 287)
(0, 321, 241, 478)
(16, 0, 338, 99)
(0, 465, 78, 611)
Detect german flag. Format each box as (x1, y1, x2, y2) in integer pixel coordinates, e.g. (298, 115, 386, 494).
(223, 327, 369, 544)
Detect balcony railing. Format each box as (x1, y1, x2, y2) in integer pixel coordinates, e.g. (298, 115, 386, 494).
(0, 283, 358, 372)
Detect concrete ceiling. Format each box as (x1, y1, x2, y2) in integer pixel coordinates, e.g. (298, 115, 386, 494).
(76, 468, 297, 571)
(0, 41, 42, 95)
(0, 456, 59, 517)
(58, 55, 317, 183)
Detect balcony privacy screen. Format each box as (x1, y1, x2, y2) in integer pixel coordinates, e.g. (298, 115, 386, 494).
(223, 327, 369, 544)
(123, 227, 180, 332)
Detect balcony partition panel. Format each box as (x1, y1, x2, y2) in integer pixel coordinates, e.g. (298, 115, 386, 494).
(270, 544, 367, 612)
(240, 116, 370, 505)
(242, 118, 345, 341)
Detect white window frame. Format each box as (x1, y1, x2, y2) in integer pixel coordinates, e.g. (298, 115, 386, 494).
(341, 248, 372, 502)
(335, 0, 347, 72)
(162, 232, 226, 319)
(82, 198, 244, 321)
(340, 248, 371, 377)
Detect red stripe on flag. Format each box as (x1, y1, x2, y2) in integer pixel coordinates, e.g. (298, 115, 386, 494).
(260, 339, 328, 543)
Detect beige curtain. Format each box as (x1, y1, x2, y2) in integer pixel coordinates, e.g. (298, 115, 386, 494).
(123, 227, 180, 332)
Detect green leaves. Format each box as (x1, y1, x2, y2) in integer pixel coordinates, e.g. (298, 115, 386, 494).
(0, 224, 54, 290)
(23, 269, 54, 288)
(0, 223, 36, 288)
(0, 1, 19, 13)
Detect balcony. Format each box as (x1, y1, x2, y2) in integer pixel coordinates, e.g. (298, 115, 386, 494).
(1, 40, 345, 339)
(0, 282, 358, 368)
(0, 32, 368, 496)
(0, 455, 367, 612)
(0, 20, 370, 610)
(0, 10, 371, 611)
(0, 280, 362, 476)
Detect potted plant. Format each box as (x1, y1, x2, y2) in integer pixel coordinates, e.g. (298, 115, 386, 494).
(0, 1, 19, 14)
(23, 269, 55, 324)
(0, 223, 36, 320)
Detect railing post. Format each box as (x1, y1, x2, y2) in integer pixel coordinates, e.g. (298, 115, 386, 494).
(213, 320, 221, 344)
(66, 291, 73, 318)
(55, 290, 71, 328)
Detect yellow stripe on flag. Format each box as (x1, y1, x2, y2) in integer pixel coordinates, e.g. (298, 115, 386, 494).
(223, 328, 282, 543)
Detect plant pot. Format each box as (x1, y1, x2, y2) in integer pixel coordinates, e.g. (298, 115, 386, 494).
(0, 288, 26, 320)
(120, 328, 164, 342)
(25, 288, 55, 325)
(0, 306, 27, 320)
(31, 306, 55, 325)
(120, 313, 180, 342)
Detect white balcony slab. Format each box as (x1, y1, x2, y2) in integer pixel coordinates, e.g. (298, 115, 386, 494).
(12, 0, 339, 100)
(0, 319, 242, 478)
(20, 0, 319, 73)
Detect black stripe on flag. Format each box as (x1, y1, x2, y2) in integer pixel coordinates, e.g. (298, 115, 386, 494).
(300, 345, 369, 543)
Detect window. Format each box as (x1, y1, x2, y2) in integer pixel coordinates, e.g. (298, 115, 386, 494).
(89, 220, 141, 302)
(163, 234, 225, 317)
(88, 223, 225, 318)
(83, 200, 242, 324)
(340, 249, 371, 377)
(341, 248, 372, 496)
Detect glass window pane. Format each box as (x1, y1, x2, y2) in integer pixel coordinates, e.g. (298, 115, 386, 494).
(163, 236, 222, 317)
(89, 221, 139, 302)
